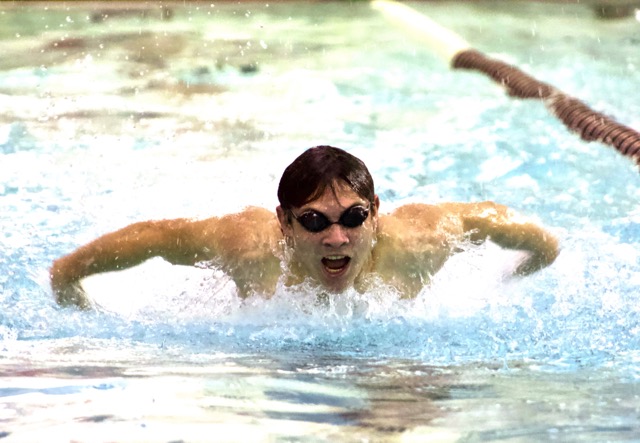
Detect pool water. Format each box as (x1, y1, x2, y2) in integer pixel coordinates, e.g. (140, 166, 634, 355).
(1, 1, 640, 441)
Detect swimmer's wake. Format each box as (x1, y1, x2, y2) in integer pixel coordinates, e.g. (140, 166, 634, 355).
(372, 0, 640, 167)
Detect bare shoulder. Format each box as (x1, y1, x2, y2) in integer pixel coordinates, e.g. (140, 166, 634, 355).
(376, 203, 466, 259)
(376, 201, 519, 252)
(380, 203, 464, 237)
(435, 201, 512, 218)
(203, 206, 282, 260)
(372, 203, 466, 296)
(215, 206, 278, 229)
(389, 202, 447, 222)
(382, 201, 531, 240)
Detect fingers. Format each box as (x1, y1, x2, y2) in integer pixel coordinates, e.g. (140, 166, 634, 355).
(53, 281, 92, 310)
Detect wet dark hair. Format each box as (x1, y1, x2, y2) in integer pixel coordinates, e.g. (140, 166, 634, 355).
(277, 146, 375, 213)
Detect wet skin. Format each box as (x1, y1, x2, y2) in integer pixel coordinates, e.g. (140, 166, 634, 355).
(50, 180, 559, 308)
(276, 181, 380, 293)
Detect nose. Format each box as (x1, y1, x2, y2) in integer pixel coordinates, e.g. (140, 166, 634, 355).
(322, 223, 349, 248)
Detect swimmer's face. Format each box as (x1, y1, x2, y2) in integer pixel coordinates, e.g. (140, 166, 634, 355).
(277, 180, 379, 292)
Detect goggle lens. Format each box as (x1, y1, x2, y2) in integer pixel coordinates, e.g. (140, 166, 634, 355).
(295, 206, 369, 233)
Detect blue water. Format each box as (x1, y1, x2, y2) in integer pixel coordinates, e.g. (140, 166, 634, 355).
(1, 1, 640, 440)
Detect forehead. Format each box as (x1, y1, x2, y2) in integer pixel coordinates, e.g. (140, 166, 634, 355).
(302, 180, 366, 211)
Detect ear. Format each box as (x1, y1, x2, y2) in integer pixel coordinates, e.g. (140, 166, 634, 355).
(371, 195, 381, 231)
(373, 194, 380, 217)
(276, 205, 293, 236)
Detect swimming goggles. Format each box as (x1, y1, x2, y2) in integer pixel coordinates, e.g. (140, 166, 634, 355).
(292, 205, 370, 233)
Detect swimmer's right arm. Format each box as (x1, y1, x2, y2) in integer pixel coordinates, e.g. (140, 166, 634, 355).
(50, 207, 281, 308)
(50, 218, 212, 308)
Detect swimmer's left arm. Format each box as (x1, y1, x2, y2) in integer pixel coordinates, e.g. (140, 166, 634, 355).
(447, 202, 560, 275)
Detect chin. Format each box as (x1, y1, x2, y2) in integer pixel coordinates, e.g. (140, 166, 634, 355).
(319, 276, 354, 294)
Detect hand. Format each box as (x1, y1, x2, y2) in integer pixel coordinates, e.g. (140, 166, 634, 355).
(511, 250, 552, 277)
(50, 262, 92, 309)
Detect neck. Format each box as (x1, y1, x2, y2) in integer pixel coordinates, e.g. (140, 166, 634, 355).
(353, 246, 377, 293)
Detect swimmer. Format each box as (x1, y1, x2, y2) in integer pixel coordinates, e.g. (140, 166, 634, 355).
(50, 145, 559, 309)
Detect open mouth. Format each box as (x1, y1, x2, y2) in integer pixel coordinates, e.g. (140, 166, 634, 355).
(321, 255, 351, 275)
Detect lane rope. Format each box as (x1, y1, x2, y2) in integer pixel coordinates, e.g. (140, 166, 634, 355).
(372, 0, 640, 165)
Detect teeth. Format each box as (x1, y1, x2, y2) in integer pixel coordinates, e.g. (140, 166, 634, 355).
(322, 255, 350, 274)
